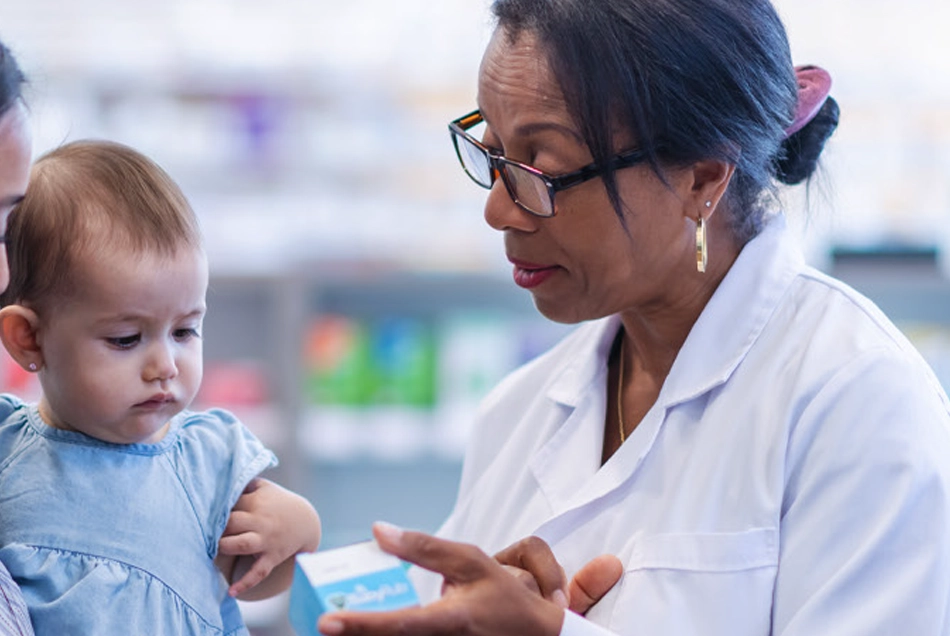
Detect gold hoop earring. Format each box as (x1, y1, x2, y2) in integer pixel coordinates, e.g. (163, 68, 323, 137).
(696, 215, 708, 273)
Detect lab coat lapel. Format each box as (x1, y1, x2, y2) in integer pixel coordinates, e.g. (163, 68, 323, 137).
(528, 316, 619, 513)
(660, 215, 803, 407)
(531, 216, 803, 542)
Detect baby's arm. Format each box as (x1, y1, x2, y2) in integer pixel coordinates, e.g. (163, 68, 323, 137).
(216, 477, 321, 600)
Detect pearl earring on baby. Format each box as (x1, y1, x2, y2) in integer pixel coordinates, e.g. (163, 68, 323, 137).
(28, 362, 37, 372)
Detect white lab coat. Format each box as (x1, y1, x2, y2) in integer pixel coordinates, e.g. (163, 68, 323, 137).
(413, 216, 950, 635)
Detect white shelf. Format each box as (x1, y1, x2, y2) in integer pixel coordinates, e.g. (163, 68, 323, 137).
(298, 405, 474, 463)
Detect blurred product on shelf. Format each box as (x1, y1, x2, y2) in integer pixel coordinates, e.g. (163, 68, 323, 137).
(370, 317, 437, 407)
(194, 360, 287, 449)
(298, 310, 569, 461)
(304, 315, 437, 409)
(198, 360, 271, 407)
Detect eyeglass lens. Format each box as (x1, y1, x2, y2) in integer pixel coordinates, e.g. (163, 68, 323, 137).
(454, 134, 493, 187)
(453, 131, 554, 216)
(504, 163, 552, 216)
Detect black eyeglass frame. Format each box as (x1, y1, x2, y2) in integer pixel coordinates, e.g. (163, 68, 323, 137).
(449, 109, 648, 217)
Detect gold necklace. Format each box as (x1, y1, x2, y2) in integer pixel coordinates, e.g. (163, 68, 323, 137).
(617, 336, 627, 444)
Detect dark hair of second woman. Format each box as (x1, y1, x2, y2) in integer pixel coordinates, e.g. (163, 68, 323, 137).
(0, 41, 25, 117)
(491, 0, 839, 244)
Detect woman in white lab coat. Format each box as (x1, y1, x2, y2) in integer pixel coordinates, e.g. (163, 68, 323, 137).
(318, 0, 950, 634)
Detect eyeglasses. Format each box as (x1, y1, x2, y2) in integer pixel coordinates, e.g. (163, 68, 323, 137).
(449, 109, 648, 217)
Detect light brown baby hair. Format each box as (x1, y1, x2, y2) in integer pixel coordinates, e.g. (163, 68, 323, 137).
(0, 139, 202, 312)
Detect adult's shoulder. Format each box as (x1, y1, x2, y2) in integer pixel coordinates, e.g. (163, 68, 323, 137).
(776, 272, 950, 490)
(780, 267, 942, 378)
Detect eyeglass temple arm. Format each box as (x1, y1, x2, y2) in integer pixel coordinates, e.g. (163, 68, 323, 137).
(453, 110, 483, 130)
(548, 149, 648, 191)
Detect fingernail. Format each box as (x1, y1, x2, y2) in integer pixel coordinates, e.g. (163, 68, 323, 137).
(552, 589, 569, 609)
(319, 617, 344, 635)
(373, 521, 404, 544)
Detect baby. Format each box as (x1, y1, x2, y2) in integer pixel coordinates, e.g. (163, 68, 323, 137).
(0, 140, 320, 634)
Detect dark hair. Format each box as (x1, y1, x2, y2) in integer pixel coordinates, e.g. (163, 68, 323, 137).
(491, 0, 839, 243)
(0, 39, 26, 116)
(1, 140, 202, 311)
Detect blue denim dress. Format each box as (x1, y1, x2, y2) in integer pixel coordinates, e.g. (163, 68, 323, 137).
(0, 395, 277, 635)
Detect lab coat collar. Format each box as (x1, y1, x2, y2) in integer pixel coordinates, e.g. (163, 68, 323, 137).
(544, 316, 621, 408)
(659, 214, 803, 408)
(545, 214, 803, 411)
(533, 214, 805, 524)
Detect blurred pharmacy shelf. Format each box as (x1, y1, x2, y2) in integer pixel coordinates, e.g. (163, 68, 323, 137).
(193, 265, 572, 554)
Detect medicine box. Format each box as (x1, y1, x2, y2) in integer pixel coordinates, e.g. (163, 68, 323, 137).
(288, 540, 420, 636)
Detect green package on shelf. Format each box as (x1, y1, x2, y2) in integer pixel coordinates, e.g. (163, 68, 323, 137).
(367, 317, 437, 407)
(303, 316, 374, 406)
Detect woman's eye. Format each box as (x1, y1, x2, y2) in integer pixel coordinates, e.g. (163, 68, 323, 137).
(174, 328, 200, 342)
(483, 141, 504, 155)
(107, 334, 140, 349)
(480, 130, 503, 155)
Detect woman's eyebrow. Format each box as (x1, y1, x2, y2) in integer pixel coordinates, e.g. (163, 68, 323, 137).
(515, 120, 585, 144)
(480, 108, 584, 144)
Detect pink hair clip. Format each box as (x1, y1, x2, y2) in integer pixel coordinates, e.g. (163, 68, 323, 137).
(784, 65, 832, 137)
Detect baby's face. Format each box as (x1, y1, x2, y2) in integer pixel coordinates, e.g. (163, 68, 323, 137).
(37, 245, 208, 444)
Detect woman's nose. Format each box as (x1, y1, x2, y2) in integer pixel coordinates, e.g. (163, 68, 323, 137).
(483, 180, 538, 233)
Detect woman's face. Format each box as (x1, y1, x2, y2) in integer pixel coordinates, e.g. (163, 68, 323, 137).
(0, 101, 32, 292)
(477, 29, 705, 324)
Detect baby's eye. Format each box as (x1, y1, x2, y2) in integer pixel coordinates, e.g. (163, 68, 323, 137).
(106, 334, 140, 349)
(174, 327, 201, 342)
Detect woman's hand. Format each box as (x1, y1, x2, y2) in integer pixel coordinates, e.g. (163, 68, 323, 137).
(494, 536, 623, 616)
(216, 478, 321, 599)
(317, 523, 565, 636)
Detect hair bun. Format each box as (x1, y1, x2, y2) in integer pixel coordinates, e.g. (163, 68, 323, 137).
(775, 96, 839, 185)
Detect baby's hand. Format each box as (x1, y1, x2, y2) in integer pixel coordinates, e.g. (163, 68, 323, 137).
(218, 478, 321, 599)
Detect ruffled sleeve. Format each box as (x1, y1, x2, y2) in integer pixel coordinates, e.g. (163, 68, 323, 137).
(168, 409, 278, 558)
(0, 394, 28, 471)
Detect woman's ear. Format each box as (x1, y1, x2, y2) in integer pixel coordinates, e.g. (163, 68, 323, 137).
(688, 158, 736, 216)
(0, 305, 44, 372)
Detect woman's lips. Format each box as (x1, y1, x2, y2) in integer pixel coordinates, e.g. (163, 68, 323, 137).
(509, 258, 559, 289)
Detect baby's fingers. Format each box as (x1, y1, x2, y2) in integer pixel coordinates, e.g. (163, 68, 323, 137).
(228, 553, 280, 598)
(219, 530, 265, 556)
(222, 510, 258, 537)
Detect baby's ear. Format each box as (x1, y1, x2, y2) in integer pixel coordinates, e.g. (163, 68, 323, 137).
(0, 305, 44, 373)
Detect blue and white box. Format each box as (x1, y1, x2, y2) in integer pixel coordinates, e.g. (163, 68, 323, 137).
(289, 540, 420, 636)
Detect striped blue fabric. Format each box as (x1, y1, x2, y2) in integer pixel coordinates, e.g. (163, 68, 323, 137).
(0, 561, 32, 636)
